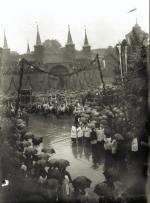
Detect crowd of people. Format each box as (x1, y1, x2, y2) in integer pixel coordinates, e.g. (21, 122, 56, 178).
(1, 85, 148, 203)
(7, 116, 125, 203)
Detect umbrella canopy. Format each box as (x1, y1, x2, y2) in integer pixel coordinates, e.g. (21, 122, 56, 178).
(47, 169, 62, 180)
(88, 123, 95, 128)
(41, 148, 56, 154)
(100, 120, 108, 125)
(72, 176, 91, 190)
(24, 132, 34, 140)
(94, 182, 114, 197)
(37, 159, 47, 167)
(46, 178, 59, 190)
(57, 159, 70, 168)
(22, 141, 31, 147)
(114, 133, 124, 141)
(48, 159, 58, 168)
(80, 117, 88, 124)
(16, 119, 24, 124)
(104, 128, 112, 136)
(38, 153, 49, 160)
(16, 123, 26, 129)
(32, 136, 43, 145)
(25, 147, 37, 156)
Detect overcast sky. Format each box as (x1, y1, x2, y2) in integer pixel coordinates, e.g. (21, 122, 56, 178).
(0, 0, 149, 53)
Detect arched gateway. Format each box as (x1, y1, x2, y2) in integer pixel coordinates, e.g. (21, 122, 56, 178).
(49, 65, 69, 89)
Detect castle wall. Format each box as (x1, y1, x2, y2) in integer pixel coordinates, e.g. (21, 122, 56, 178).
(1, 69, 112, 94)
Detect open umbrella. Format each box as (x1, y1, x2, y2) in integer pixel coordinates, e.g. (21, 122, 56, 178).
(22, 141, 31, 147)
(24, 132, 34, 140)
(16, 119, 24, 124)
(100, 120, 108, 125)
(38, 153, 49, 160)
(42, 148, 56, 154)
(47, 169, 62, 180)
(72, 176, 91, 190)
(114, 133, 124, 141)
(37, 159, 47, 167)
(16, 123, 26, 129)
(48, 159, 58, 168)
(104, 128, 112, 136)
(25, 147, 37, 156)
(57, 159, 70, 169)
(94, 182, 114, 198)
(32, 136, 43, 145)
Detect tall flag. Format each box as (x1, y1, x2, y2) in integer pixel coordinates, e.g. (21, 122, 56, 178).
(102, 59, 106, 69)
(128, 8, 136, 13)
(116, 44, 123, 82)
(128, 8, 138, 24)
(124, 46, 128, 74)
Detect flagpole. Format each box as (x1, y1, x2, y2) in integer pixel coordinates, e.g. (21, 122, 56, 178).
(116, 44, 123, 83)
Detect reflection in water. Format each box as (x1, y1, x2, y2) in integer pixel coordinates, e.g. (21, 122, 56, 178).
(72, 142, 78, 159)
(71, 138, 105, 168)
(29, 114, 105, 184)
(83, 139, 91, 161)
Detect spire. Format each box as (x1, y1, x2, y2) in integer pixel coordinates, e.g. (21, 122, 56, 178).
(3, 30, 8, 49)
(36, 25, 41, 45)
(67, 25, 73, 45)
(27, 41, 30, 53)
(84, 28, 89, 46)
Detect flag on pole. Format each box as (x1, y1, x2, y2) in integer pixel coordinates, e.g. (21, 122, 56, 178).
(103, 59, 106, 69)
(128, 8, 136, 13)
(124, 46, 128, 74)
(116, 44, 123, 82)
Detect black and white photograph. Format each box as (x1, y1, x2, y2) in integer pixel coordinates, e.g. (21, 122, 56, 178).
(0, 0, 149, 202)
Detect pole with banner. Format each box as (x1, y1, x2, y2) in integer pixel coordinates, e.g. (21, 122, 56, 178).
(15, 58, 25, 116)
(124, 45, 128, 74)
(116, 44, 123, 83)
(96, 54, 105, 91)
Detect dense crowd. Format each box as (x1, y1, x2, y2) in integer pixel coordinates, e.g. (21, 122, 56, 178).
(1, 85, 148, 203)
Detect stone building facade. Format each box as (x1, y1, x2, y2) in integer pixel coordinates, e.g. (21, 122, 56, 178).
(0, 26, 109, 95)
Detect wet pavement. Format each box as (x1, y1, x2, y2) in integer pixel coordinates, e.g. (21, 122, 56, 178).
(28, 114, 105, 188)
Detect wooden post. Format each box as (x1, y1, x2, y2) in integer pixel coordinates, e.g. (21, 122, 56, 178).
(15, 59, 25, 116)
(96, 54, 106, 91)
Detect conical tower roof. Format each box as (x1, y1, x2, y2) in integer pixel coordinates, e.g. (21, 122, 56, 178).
(36, 25, 41, 45)
(27, 41, 30, 53)
(66, 25, 73, 45)
(83, 28, 90, 47)
(3, 30, 8, 49)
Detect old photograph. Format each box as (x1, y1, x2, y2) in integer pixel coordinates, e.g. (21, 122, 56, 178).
(0, 0, 149, 202)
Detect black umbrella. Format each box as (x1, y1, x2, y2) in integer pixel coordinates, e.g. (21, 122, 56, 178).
(94, 182, 114, 198)
(32, 136, 43, 145)
(72, 176, 91, 190)
(47, 169, 62, 180)
(24, 131, 34, 140)
(41, 148, 56, 154)
(48, 159, 59, 168)
(37, 159, 47, 167)
(37, 153, 49, 161)
(25, 147, 37, 156)
(57, 159, 70, 169)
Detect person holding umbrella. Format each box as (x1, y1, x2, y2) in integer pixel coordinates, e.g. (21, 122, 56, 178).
(72, 176, 92, 203)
